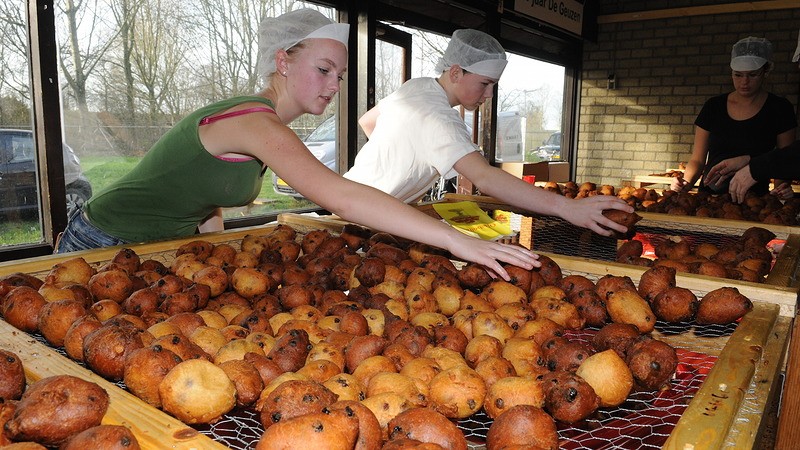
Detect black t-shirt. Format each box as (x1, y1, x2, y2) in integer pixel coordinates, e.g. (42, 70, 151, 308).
(749, 140, 800, 182)
(695, 92, 796, 194)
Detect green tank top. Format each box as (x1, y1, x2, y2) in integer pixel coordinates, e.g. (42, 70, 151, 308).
(84, 96, 274, 243)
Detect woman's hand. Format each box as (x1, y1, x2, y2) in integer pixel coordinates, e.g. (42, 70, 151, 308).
(559, 195, 634, 237)
(704, 155, 750, 189)
(771, 182, 795, 201)
(728, 166, 757, 203)
(445, 233, 540, 281)
(670, 176, 691, 192)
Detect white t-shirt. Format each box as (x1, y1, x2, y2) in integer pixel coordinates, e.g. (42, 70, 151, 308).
(344, 77, 480, 203)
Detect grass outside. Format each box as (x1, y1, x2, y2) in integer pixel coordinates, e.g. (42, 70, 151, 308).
(1, 155, 319, 247)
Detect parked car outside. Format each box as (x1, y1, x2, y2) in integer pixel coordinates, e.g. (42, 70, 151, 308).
(536, 131, 561, 160)
(0, 129, 92, 218)
(272, 116, 337, 198)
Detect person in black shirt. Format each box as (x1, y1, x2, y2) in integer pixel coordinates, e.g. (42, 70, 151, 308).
(671, 37, 797, 195)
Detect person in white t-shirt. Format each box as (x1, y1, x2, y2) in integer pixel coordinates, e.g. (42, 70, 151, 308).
(344, 29, 632, 237)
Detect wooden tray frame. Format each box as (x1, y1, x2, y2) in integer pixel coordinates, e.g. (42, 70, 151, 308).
(0, 216, 794, 449)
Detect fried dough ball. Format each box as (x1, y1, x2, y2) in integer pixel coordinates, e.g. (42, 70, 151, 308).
(45, 257, 96, 285)
(219, 359, 264, 407)
(541, 370, 600, 423)
(652, 287, 698, 323)
(255, 409, 359, 450)
(692, 261, 728, 278)
(655, 237, 691, 261)
(594, 275, 637, 300)
(428, 365, 487, 419)
(474, 356, 516, 389)
(484, 376, 546, 419)
(84, 323, 146, 381)
(602, 210, 642, 238)
(483, 280, 527, 308)
(352, 355, 397, 388)
(570, 289, 609, 327)
(323, 373, 366, 403)
(123, 345, 182, 408)
(327, 400, 383, 450)
(159, 359, 236, 424)
(626, 336, 678, 390)
(62, 314, 102, 362)
(529, 295, 584, 330)
(5, 375, 109, 446)
(471, 311, 514, 344)
(457, 263, 492, 289)
(606, 289, 656, 333)
(637, 265, 677, 303)
(485, 405, 558, 450)
(616, 240, 643, 263)
(557, 275, 596, 299)
(152, 333, 209, 362)
(2, 286, 47, 333)
(88, 269, 134, 303)
(361, 392, 413, 441)
(696, 287, 753, 325)
(367, 372, 426, 407)
(575, 349, 633, 407)
(387, 407, 467, 450)
(267, 328, 312, 373)
(60, 424, 140, 450)
(0, 272, 44, 297)
(37, 299, 88, 347)
(592, 322, 641, 359)
(513, 317, 565, 347)
(0, 349, 25, 401)
(532, 255, 562, 286)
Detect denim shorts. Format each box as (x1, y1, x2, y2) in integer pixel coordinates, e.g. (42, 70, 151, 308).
(56, 208, 130, 253)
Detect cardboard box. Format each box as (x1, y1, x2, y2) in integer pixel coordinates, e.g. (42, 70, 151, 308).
(496, 161, 570, 182)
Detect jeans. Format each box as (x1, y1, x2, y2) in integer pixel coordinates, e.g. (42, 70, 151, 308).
(56, 208, 129, 253)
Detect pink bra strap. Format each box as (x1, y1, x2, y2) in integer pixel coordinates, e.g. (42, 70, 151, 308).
(199, 106, 276, 126)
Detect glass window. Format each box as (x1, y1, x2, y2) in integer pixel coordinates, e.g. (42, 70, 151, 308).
(52, 1, 338, 226)
(497, 54, 565, 162)
(0, 2, 43, 248)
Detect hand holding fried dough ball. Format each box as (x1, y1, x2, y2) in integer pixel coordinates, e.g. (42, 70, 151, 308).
(159, 359, 236, 424)
(5, 375, 109, 446)
(601, 210, 641, 238)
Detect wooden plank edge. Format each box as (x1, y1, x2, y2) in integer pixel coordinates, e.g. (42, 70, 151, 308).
(0, 321, 230, 449)
(727, 315, 790, 447)
(775, 316, 800, 449)
(663, 302, 780, 449)
(597, 1, 800, 24)
(768, 234, 800, 288)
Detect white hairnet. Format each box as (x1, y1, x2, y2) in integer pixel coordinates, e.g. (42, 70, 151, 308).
(257, 8, 349, 80)
(730, 36, 772, 71)
(436, 29, 507, 79)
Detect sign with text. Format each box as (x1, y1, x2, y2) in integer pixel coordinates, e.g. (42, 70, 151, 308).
(514, 0, 584, 36)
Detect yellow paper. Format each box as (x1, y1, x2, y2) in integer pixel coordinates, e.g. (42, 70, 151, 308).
(432, 201, 514, 241)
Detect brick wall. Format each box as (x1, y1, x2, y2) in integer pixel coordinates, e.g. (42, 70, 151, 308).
(578, 5, 800, 187)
